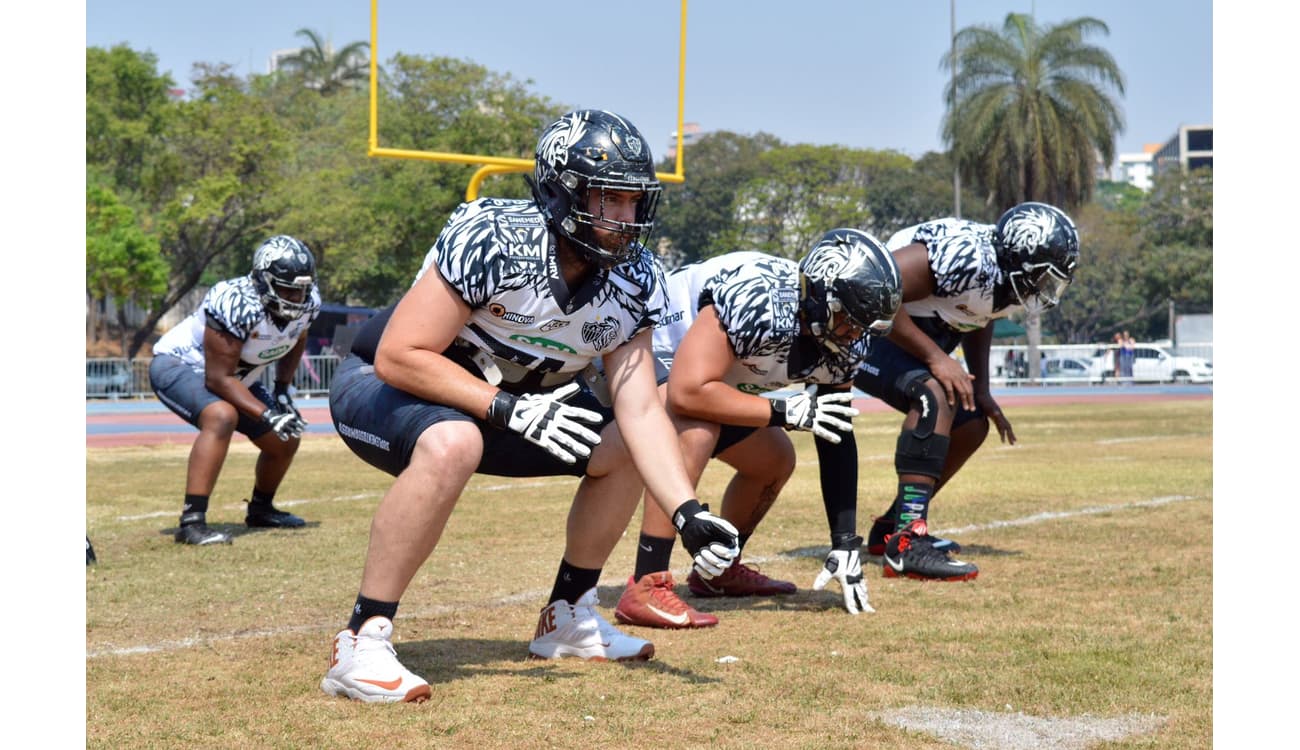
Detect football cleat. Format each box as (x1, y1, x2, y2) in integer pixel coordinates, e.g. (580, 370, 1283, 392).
(866, 515, 961, 556)
(686, 561, 797, 598)
(174, 519, 232, 545)
(529, 588, 655, 661)
(86, 536, 97, 565)
(321, 616, 431, 703)
(245, 502, 307, 528)
(614, 572, 719, 629)
(881, 519, 978, 581)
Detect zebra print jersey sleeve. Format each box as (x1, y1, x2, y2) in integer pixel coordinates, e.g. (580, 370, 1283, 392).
(708, 256, 798, 360)
(203, 278, 264, 340)
(927, 226, 999, 299)
(608, 246, 669, 340)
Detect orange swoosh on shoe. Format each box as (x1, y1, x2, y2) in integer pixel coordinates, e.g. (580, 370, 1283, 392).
(356, 676, 403, 690)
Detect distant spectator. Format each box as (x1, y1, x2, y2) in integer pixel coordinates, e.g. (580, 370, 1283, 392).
(1120, 331, 1136, 379)
(1112, 332, 1123, 379)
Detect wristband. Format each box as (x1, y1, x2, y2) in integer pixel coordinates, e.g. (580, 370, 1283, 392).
(260, 408, 276, 424)
(671, 499, 705, 531)
(768, 398, 786, 427)
(485, 390, 517, 430)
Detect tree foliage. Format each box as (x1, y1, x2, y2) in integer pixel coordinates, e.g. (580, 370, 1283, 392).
(274, 28, 369, 95)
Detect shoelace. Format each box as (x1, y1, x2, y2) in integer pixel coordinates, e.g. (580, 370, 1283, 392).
(354, 633, 398, 667)
(649, 578, 691, 614)
(729, 562, 776, 584)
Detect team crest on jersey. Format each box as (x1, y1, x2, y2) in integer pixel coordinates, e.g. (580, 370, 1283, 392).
(582, 316, 621, 350)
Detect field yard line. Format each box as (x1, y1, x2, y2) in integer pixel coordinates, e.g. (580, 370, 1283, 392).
(87, 494, 1202, 660)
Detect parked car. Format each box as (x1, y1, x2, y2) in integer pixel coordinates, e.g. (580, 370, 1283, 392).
(86, 361, 133, 396)
(1041, 356, 1103, 384)
(1090, 345, 1212, 384)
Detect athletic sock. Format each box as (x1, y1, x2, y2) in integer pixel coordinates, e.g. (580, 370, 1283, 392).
(348, 594, 399, 633)
(892, 482, 935, 531)
(633, 533, 676, 580)
(180, 494, 209, 525)
(549, 559, 602, 605)
(737, 532, 753, 557)
(249, 488, 276, 510)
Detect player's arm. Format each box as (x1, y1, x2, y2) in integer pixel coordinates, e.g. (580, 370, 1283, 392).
(202, 326, 278, 420)
(962, 322, 1017, 445)
(274, 331, 309, 389)
(886, 243, 975, 411)
(665, 305, 771, 426)
(372, 265, 494, 416)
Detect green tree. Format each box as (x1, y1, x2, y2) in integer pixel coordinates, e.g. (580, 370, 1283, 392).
(274, 28, 369, 95)
(86, 182, 169, 355)
(86, 45, 175, 194)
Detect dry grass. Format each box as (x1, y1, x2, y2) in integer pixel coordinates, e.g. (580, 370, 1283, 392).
(86, 400, 1211, 749)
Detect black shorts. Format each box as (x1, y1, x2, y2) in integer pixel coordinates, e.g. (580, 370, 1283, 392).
(328, 354, 606, 479)
(852, 337, 985, 428)
(148, 354, 275, 440)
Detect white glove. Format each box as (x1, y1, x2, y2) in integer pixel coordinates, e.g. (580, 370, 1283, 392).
(774, 390, 858, 443)
(486, 382, 603, 464)
(812, 535, 874, 614)
(672, 500, 740, 579)
(262, 408, 306, 441)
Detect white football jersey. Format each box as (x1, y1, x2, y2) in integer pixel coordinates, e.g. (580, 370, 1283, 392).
(653, 251, 867, 393)
(153, 276, 321, 384)
(415, 198, 667, 389)
(886, 219, 1014, 334)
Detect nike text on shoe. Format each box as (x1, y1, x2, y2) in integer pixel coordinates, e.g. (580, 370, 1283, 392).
(320, 616, 431, 703)
(245, 503, 307, 529)
(866, 515, 961, 557)
(614, 573, 718, 629)
(174, 523, 232, 545)
(686, 561, 798, 598)
(882, 519, 978, 582)
(529, 588, 655, 661)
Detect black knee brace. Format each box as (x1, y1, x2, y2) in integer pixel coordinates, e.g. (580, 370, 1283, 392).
(894, 370, 949, 479)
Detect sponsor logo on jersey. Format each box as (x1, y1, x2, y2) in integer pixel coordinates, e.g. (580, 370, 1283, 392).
(501, 214, 544, 227)
(258, 344, 292, 360)
(738, 383, 773, 395)
(488, 303, 536, 325)
(509, 334, 577, 354)
(654, 310, 685, 328)
(582, 316, 621, 350)
(770, 287, 798, 333)
(539, 319, 571, 332)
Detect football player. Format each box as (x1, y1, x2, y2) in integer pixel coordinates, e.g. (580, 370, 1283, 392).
(320, 110, 740, 703)
(610, 229, 902, 628)
(855, 202, 1080, 581)
(149, 235, 320, 545)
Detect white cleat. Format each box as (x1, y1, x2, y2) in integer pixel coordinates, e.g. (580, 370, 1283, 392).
(528, 588, 655, 662)
(320, 616, 432, 703)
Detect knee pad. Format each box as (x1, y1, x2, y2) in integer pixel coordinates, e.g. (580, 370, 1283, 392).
(894, 370, 948, 478)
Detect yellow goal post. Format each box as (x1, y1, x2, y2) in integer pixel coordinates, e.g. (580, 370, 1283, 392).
(367, 0, 689, 201)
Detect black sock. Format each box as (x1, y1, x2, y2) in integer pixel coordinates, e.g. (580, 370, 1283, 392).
(633, 533, 676, 580)
(737, 532, 753, 556)
(348, 594, 399, 633)
(249, 488, 275, 510)
(892, 482, 935, 531)
(180, 494, 208, 525)
(549, 559, 602, 605)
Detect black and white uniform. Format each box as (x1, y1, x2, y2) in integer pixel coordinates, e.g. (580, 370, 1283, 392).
(853, 218, 1016, 426)
(149, 276, 320, 437)
(329, 198, 667, 477)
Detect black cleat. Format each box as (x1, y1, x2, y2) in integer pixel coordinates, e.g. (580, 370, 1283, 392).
(245, 503, 306, 529)
(174, 522, 233, 545)
(867, 515, 962, 557)
(882, 519, 977, 581)
(86, 536, 97, 565)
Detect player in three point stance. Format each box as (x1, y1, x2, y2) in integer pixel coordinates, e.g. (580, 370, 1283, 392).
(855, 202, 1080, 581)
(610, 229, 902, 629)
(150, 235, 320, 545)
(320, 110, 740, 703)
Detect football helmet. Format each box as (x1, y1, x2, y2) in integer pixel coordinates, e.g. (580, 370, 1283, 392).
(798, 228, 903, 353)
(529, 110, 662, 268)
(251, 235, 316, 321)
(992, 202, 1079, 314)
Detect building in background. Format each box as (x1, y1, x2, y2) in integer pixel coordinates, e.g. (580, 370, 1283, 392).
(1154, 124, 1212, 175)
(665, 122, 701, 160)
(1113, 143, 1161, 191)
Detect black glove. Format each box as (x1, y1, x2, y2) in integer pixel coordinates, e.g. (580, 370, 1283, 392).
(672, 499, 740, 580)
(273, 381, 304, 422)
(262, 408, 305, 441)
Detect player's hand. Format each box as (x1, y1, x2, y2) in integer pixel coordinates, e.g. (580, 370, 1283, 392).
(976, 392, 1016, 445)
(273, 382, 305, 423)
(262, 408, 306, 441)
(486, 382, 603, 464)
(927, 355, 976, 412)
(811, 535, 874, 614)
(672, 500, 740, 579)
(775, 390, 859, 443)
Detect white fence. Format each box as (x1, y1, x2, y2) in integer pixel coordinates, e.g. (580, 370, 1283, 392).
(86, 355, 344, 400)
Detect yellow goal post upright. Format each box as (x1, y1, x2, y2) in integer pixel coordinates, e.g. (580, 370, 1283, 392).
(368, 0, 689, 201)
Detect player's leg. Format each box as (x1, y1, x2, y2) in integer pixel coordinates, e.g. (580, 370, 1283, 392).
(244, 382, 308, 529)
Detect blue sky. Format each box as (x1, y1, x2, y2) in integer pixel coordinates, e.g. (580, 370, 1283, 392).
(85, 0, 1211, 162)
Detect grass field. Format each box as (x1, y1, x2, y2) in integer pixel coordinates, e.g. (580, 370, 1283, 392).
(86, 400, 1212, 749)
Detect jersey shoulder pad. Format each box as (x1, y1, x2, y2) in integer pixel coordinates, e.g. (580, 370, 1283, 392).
(204, 278, 264, 339)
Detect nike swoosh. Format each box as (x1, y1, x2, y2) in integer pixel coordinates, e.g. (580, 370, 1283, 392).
(356, 676, 403, 690)
(645, 603, 690, 625)
(883, 555, 905, 572)
(638, 544, 654, 553)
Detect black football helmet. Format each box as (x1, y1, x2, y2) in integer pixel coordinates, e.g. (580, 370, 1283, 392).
(250, 235, 316, 321)
(798, 228, 903, 354)
(992, 202, 1079, 314)
(528, 109, 662, 268)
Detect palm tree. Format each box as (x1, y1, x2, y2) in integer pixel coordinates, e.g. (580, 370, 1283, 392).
(941, 12, 1124, 376)
(276, 28, 369, 95)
